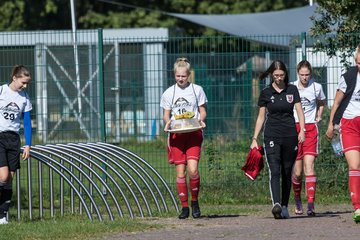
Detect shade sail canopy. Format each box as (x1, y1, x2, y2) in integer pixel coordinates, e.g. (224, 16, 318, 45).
(169, 4, 318, 46)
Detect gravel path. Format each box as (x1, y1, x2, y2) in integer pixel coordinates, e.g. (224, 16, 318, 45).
(104, 204, 359, 240)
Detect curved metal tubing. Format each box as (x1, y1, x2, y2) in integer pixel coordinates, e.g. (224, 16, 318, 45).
(16, 169, 21, 220)
(29, 150, 103, 221)
(80, 143, 162, 213)
(28, 152, 95, 220)
(17, 142, 178, 221)
(39, 144, 128, 218)
(86, 142, 167, 212)
(32, 145, 119, 220)
(38, 162, 44, 218)
(68, 143, 153, 216)
(27, 155, 33, 219)
(57, 143, 142, 217)
(97, 142, 179, 212)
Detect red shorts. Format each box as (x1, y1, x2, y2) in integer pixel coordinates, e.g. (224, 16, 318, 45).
(167, 130, 203, 165)
(340, 116, 360, 153)
(295, 123, 319, 160)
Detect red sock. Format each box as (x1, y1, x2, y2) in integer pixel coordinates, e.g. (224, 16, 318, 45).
(305, 175, 316, 204)
(189, 173, 200, 202)
(292, 175, 302, 200)
(349, 170, 360, 210)
(176, 177, 188, 207)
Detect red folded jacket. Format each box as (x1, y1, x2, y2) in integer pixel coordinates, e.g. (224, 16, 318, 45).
(241, 146, 264, 181)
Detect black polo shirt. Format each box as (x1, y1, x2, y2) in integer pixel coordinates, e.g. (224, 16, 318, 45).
(258, 84, 300, 138)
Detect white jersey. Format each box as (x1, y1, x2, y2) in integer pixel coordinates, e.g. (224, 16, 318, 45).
(160, 83, 207, 120)
(0, 84, 32, 133)
(338, 72, 360, 119)
(293, 79, 326, 123)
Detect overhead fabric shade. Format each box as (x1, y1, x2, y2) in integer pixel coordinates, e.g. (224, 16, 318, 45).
(169, 4, 318, 46)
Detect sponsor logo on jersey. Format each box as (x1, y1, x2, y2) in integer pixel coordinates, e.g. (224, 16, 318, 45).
(173, 97, 192, 108)
(0, 102, 20, 114)
(300, 97, 312, 106)
(352, 90, 360, 101)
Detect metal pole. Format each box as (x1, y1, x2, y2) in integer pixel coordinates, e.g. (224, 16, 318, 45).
(38, 162, 43, 219)
(27, 156, 33, 220)
(60, 159, 64, 216)
(49, 166, 54, 217)
(98, 28, 106, 142)
(16, 169, 21, 221)
(114, 41, 121, 142)
(265, 51, 271, 85)
(70, 0, 82, 119)
(301, 32, 307, 60)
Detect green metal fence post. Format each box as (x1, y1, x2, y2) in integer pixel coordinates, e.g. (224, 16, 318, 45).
(301, 32, 307, 60)
(98, 28, 106, 143)
(98, 28, 107, 195)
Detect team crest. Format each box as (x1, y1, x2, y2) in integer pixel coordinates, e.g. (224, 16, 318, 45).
(286, 95, 293, 103)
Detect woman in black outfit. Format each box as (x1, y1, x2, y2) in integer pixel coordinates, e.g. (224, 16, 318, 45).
(250, 60, 305, 219)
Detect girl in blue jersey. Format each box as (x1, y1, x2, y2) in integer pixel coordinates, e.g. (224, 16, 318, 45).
(0, 65, 32, 224)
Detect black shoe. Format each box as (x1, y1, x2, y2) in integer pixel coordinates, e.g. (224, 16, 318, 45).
(272, 203, 283, 219)
(307, 204, 316, 217)
(178, 207, 190, 219)
(191, 201, 201, 218)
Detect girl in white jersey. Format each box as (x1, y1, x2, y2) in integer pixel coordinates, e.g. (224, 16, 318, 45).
(0, 65, 32, 224)
(160, 58, 207, 219)
(292, 60, 326, 216)
(326, 44, 360, 223)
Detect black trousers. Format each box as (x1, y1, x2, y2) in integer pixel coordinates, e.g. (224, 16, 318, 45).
(264, 136, 298, 207)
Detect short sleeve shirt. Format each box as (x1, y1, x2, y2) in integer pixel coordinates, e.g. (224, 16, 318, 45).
(258, 84, 300, 137)
(292, 79, 326, 123)
(338, 73, 360, 119)
(0, 84, 32, 133)
(160, 83, 207, 120)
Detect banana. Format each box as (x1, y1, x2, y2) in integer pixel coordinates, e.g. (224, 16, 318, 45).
(174, 111, 195, 119)
(184, 112, 195, 119)
(174, 114, 183, 120)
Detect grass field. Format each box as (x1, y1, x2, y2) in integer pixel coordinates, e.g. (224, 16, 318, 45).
(4, 120, 353, 239)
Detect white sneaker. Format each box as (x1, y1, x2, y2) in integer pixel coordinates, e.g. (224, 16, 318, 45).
(294, 198, 303, 215)
(0, 217, 8, 225)
(281, 206, 290, 219)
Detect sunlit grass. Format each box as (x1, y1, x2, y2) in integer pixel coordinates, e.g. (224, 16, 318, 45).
(0, 215, 161, 240)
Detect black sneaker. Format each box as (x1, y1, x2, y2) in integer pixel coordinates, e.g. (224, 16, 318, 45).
(178, 207, 190, 219)
(272, 203, 283, 219)
(191, 201, 201, 218)
(307, 203, 316, 217)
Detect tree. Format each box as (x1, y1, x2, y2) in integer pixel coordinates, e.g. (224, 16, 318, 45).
(0, 0, 78, 31)
(0, 0, 308, 35)
(0, 1, 25, 31)
(310, 0, 360, 68)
